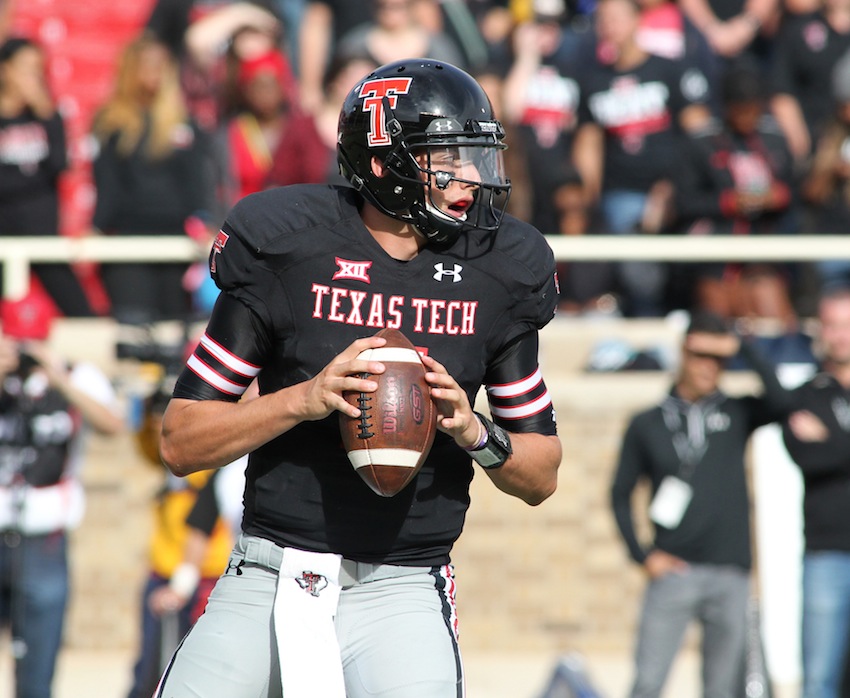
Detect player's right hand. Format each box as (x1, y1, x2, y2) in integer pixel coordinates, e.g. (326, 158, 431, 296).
(301, 336, 387, 420)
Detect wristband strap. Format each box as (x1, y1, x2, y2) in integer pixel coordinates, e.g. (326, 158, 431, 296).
(468, 411, 513, 470)
(463, 415, 488, 451)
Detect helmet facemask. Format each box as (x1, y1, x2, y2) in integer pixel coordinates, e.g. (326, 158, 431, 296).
(406, 137, 511, 246)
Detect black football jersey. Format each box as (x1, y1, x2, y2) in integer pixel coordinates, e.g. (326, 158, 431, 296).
(173, 184, 559, 566)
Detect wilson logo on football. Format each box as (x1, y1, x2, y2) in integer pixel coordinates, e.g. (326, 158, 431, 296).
(358, 76, 413, 147)
(382, 376, 401, 435)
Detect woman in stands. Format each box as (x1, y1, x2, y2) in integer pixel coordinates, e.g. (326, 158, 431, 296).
(0, 36, 95, 317)
(90, 33, 212, 324)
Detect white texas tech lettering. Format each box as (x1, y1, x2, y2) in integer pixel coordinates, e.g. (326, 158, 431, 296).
(358, 77, 414, 147)
(311, 284, 477, 335)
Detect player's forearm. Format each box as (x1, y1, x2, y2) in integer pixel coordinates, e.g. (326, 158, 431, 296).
(482, 432, 560, 505)
(160, 387, 309, 475)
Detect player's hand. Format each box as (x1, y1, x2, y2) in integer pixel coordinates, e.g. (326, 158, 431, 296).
(420, 354, 481, 449)
(788, 410, 829, 442)
(148, 585, 189, 616)
(301, 336, 387, 420)
(644, 550, 689, 579)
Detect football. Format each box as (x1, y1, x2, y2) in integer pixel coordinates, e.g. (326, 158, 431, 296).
(340, 328, 437, 497)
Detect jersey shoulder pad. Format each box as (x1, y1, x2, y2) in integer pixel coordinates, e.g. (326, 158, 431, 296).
(489, 214, 559, 329)
(225, 184, 355, 253)
(213, 184, 357, 295)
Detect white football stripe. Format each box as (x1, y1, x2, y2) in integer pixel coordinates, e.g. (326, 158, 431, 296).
(200, 334, 261, 377)
(346, 449, 422, 469)
(486, 368, 543, 398)
(489, 391, 552, 420)
(356, 347, 422, 363)
(187, 354, 246, 396)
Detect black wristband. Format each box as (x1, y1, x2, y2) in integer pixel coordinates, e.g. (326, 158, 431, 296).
(468, 412, 513, 470)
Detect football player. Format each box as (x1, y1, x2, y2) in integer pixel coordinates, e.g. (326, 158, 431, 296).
(154, 59, 562, 698)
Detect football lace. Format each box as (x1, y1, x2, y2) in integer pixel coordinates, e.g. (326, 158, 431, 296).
(356, 374, 375, 439)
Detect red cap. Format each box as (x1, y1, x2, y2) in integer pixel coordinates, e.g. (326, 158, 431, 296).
(237, 49, 294, 93)
(1, 294, 55, 341)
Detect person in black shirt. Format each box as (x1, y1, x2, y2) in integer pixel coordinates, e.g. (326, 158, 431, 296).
(0, 37, 95, 318)
(611, 310, 793, 698)
(0, 295, 123, 698)
(782, 287, 850, 698)
(573, 0, 711, 316)
(770, 0, 850, 164)
(90, 34, 212, 324)
(153, 59, 561, 698)
(673, 60, 799, 325)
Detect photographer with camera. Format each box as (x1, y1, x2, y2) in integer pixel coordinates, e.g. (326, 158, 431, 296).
(0, 294, 123, 698)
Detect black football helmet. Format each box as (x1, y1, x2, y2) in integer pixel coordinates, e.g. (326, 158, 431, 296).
(337, 59, 511, 246)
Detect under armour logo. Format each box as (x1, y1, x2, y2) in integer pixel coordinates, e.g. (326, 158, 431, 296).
(433, 263, 463, 282)
(431, 119, 455, 132)
(332, 257, 372, 283)
(295, 571, 328, 597)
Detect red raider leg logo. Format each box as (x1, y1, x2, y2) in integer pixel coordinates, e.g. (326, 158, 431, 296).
(358, 77, 413, 147)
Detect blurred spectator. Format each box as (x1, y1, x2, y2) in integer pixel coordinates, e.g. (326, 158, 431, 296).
(212, 47, 296, 215)
(0, 37, 96, 318)
(0, 294, 123, 698)
(297, 0, 442, 113)
(674, 60, 798, 328)
(801, 49, 850, 291)
(636, 0, 722, 106)
(125, 383, 233, 698)
(216, 22, 295, 122)
(679, 0, 777, 63)
(90, 33, 213, 325)
(437, 0, 506, 72)
(337, 0, 466, 72)
(265, 52, 379, 188)
(573, 0, 712, 316)
(145, 0, 284, 131)
(769, 0, 850, 164)
(298, 0, 380, 113)
(147, 454, 248, 621)
(611, 311, 792, 698)
(552, 175, 619, 314)
(782, 287, 850, 698)
(500, 0, 585, 235)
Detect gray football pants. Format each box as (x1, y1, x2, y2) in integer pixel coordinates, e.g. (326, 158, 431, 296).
(154, 534, 465, 697)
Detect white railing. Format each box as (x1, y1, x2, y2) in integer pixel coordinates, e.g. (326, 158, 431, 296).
(3, 234, 850, 299)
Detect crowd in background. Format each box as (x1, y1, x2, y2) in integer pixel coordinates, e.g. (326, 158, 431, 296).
(3, 0, 850, 331)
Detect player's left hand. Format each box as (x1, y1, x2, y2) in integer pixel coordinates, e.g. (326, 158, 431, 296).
(421, 354, 482, 449)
